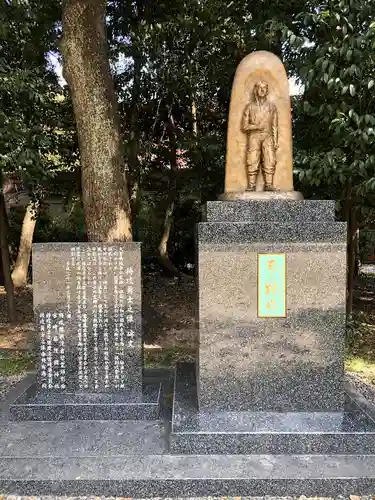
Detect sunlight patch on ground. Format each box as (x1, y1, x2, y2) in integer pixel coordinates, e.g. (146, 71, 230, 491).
(346, 356, 375, 383)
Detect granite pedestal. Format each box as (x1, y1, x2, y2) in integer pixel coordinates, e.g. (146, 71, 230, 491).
(10, 242, 160, 420)
(170, 200, 375, 456)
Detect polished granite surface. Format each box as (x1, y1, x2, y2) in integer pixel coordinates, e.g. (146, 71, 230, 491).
(197, 200, 346, 412)
(33, 242, 142, 394)
(2, 369, 375, 496)
(171, 363, 375, 454)
(9, 378, 161, 421)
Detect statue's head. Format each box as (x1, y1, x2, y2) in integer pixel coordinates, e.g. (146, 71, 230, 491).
(253, 80, 268, 99)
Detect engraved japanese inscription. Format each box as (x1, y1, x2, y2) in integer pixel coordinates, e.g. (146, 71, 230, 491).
(34, 243, 141, 394)
(257, 253, 286, 318)
(242, 80, 278, 191)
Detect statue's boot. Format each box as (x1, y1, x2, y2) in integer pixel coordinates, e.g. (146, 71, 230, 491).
(246, 173, 257, 191)
(263, 173, 274, 191)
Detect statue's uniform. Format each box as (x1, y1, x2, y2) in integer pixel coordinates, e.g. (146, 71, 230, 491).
(242, 100, 278, 188)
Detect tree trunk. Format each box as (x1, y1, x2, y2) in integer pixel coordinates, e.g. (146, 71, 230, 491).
(354, 228, 360, 278)
(0, 181, 16, 322)
(192, 99, 198, 137)
(61, 0, 132, 242)
(157, 113, 180, 277)
(11, 201, 37, 288)
(129, 54, 142, 240)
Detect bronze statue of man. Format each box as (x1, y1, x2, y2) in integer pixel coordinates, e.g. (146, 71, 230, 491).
(241, 80, 278, 191)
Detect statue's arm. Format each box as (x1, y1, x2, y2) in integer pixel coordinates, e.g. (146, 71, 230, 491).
(242, 105, 251, 132)
(272, 106, 278, 148)
(242, 105, 260, 132)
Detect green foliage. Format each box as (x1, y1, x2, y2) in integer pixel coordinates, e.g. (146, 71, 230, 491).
(0, 0, 77, 197)
(280, 0, 375, 208)
(107, 0, 309, 254)
(6, 198, 86, 266)
(359, 229, 375, 261)
(35, 200, 86, 243)
(0, 352, 35, 375)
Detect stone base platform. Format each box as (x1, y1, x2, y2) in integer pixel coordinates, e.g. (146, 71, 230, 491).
(2, 453, 375, 497)
(171, 363, 375, 454)
(9, 377, 161, 421)
(2, 368, 375, 497)
(219, 190, 304, 201)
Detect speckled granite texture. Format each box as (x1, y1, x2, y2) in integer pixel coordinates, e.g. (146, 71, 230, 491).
(2, 369, 375, 495)
(206, 200, 336, 223)
(197, 200, 346, 412)
(171, 363, 375, 454)
(3, 497, 373, 500)
(32, 242, 143, 395)
(9, 377, 160, 421)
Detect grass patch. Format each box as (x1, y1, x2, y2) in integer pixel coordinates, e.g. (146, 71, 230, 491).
(144, 345, 195, 367)
(0, 352, 35, 375)
(345, 310, 375, 384)
(346, 356, 375, 383)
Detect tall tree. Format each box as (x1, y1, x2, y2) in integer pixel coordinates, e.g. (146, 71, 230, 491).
(0, 175, 16, 322)
(11, 201, 38, 288)
(61, 0, 132, 241)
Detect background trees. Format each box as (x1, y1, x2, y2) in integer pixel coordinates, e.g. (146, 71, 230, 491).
(0, 0, 76, 318)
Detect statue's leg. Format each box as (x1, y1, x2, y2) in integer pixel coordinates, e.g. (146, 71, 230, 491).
(262, 135, 276, 191)
(246, 135, 260, 191)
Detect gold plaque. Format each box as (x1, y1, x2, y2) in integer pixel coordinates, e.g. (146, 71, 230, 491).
(257, 253, 286, 318)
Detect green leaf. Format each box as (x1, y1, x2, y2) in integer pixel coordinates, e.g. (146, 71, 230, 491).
(349, 84, 355, 96)
(342, 85, 348, 95)
(369, 80, 375, 90)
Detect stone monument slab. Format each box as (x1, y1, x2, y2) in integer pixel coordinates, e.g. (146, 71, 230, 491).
(3, 368, 375, 495)
(10, 242, 160, 420)
(171, 363, 375, 455)
(33, 242, 142, 394)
